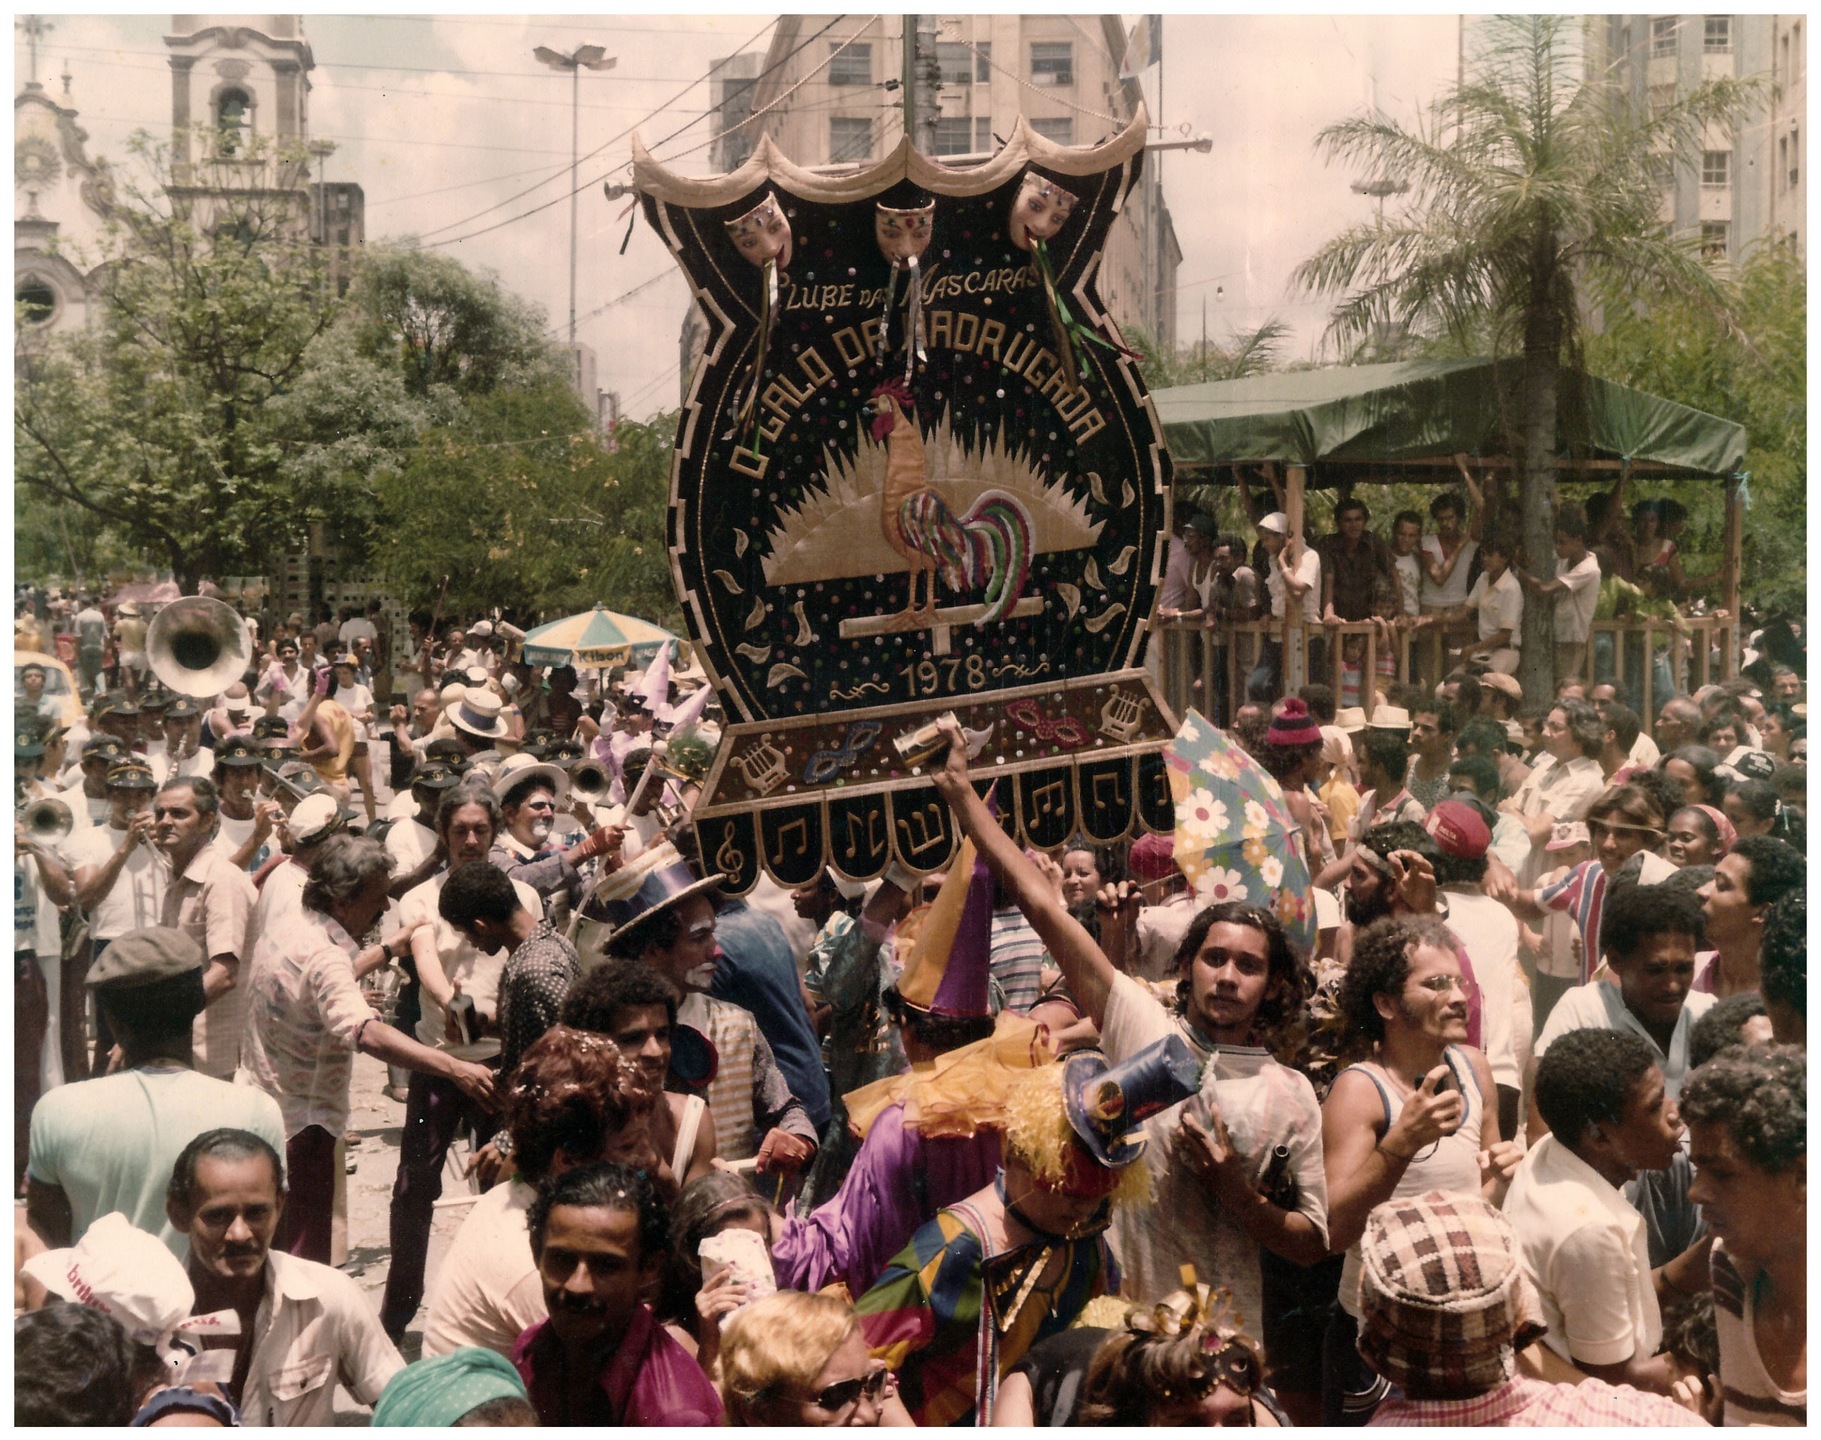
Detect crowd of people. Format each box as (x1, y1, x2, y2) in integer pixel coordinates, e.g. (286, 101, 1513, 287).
(10, 528, 1807, 1428)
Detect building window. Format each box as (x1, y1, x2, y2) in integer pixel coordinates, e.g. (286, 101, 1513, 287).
(1792, 126, 1801, 188)
(974, 42, 993, 82)
(1780, 135, 1789, 190)
(216, 86, 251, 155)
(975, 116, 994, 152)
(15, 277, 57, 325)
(936, 42, 975, 86)
(1030, 116, 1075, 145)
(1701, 221, 1729, 258)
(934, 116, 974, 155)
(1030, 41, 1073, 86)
(828, 42, 871, 87)
(829, 116, 873, 162)
(1703, 16, 1730, 52)
(1702, 149, 1731, 186)
(1651, 17, 1679, 57)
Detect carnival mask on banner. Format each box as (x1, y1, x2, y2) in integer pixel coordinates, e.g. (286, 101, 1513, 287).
(725, 191, 793, 269)
(724, 192, 793, 451)
(1007, 171, 1078, 252)
(874, 196, 936, 382)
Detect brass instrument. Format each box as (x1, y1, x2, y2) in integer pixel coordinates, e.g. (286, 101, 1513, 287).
(147, 595, 251, 698)
(569, 758, 613, 802)
(20, 796, 74, 842)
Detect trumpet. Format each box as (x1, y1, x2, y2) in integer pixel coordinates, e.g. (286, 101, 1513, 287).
(20, 796, 74, 842)
(569, 758, 613, 802)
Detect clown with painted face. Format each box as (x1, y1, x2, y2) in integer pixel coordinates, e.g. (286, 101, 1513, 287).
(854, 1036, 1198, 1426)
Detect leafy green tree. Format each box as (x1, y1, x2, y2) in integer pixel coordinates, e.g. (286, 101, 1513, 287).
(14, 131, 339, 588)
(1585, 245, 1805, 617)
(1294, 14, 1757, 701)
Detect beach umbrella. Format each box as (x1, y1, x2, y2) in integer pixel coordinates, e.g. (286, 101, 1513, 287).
(1163, 708, 1317, 956)
(519, 605, 677, 670)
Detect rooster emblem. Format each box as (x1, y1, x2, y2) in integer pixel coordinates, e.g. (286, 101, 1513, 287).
(865, 379, 1033, 631)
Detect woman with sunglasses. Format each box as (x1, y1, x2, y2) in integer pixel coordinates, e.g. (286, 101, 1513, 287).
(722, 1291, 909, 1426)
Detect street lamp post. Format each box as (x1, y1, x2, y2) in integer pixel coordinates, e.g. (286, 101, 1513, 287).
(534, 42, 616, 346)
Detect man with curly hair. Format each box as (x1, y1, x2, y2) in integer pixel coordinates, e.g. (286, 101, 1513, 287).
(930, 724, 1329, 1340)
(1681, 1045, 1806, 1426)
(1756, 889, 1804, 1045)
(1319, 913, 1522, 1424)
(1694, 834, 1804, 1000)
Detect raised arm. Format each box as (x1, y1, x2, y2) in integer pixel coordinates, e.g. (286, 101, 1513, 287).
(927, 723, 1116, 1027)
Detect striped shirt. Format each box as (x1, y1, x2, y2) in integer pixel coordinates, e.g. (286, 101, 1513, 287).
(989, 906, 1046, 1013)
(675, 991, 816, 1164)
(1370, 1373, 1705, 1426)
(1712, 1240, 1807, 1426)
(1539, 853, 1677, 983)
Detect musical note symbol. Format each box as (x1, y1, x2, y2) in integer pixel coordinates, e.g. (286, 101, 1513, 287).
(845, 808, 884, 855)
(1027, 778, 1067, 819)
(896, 805, 948, 859)
(770, 817, 810, 866)
(714, 827, 747, 877)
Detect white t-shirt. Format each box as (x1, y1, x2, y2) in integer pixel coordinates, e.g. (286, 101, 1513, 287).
(338, 616, 377, 647)
(1101, 972, 1328, 1322)
(1392, 551, 1422, 617)
(1266, 545, 1322, 623)
(398, 873, 542, 1054)
(1553, 552, 1601, 642)
(1536, 980, 1716, 1097)
(1467, 568, 1524, 649)
(215, 810, 275, 875)
(383, 817, 437, 875)
(64, 823, 165, 941)
(1505, 1134, 1662, 1368)
(421, 1178, 544, 1359)
(1443, 888, 1526, 1092)
(1420, 534, 1478, 607)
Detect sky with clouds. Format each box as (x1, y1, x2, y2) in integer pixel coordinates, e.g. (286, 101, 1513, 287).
(24, 12, 1463, 420)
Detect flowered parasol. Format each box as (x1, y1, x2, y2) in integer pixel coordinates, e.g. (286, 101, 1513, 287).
(519, 605, 678, 670)
(1163, 708, 1317, 956)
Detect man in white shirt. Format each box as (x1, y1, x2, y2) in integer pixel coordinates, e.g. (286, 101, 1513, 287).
(1518, 501, 1601, 686)
(1421, 533, 1523, 675)
(151, 698, 214, 785)
(167, 1128, 402, 1425)
(1506, 1027, 1685, 1393)
(1247, 510, 1323, 701)
(1535, 879, 1716, 1098)
(66, 756, 166, 1075)
(1500, 698, 1608, 884)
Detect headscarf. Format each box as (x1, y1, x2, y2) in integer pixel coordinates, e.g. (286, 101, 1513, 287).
(370, 1348, 528, 1426)
(1688, 803, 1738, 859)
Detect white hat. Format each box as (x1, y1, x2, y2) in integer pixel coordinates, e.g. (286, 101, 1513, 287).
(1333, 707, 1368, 734)
(492, 751, 569, 808)
(1367, 705, 1412, 731)
(468, 620, 494, 639)
(449, 688, 510, 740)
(1257, 511, 1291, 536)
(288, 792, 347, 846)
(25, 1213, 242, 1384)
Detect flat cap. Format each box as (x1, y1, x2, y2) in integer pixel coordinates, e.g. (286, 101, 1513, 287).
(86, 927, 205, 988)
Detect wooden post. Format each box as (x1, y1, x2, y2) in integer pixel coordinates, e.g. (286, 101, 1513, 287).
(1284, 465, 1306, 691)
(1722, 475, 1743, 679)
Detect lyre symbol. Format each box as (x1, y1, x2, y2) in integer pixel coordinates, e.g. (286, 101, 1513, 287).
(1099, 690, 1149, 744)
(732, 735, 788, 796)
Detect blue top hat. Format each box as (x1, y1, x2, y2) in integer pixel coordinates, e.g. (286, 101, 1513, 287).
(1062, 1034, 1202, 1169)
(585, 841, 723, 953)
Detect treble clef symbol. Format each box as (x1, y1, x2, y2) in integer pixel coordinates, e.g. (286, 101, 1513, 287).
(714, 829, 746, 877)
(804, 720, 884, 784)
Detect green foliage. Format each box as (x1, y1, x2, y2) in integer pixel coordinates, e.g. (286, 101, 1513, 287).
(1130, 318, 1293, 390)
(15, 131, 338, 587)
(372, 388, 679, 629)
(1585, 245, 1806, 617)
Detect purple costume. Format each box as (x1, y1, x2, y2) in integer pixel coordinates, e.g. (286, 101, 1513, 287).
(773, 1099, 1000, 1297)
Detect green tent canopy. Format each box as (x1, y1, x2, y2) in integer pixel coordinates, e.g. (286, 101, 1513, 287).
(1153, 357, 1746, 482)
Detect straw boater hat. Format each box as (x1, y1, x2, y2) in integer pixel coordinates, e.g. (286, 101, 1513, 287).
(492, 751, 570, 809)
(448, 687, 511, 741)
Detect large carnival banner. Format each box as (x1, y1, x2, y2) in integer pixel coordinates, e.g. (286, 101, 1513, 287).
(634, 111, 1177, 892)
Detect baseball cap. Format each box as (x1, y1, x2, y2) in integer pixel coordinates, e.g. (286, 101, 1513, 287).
(288, 792, 349, 845)
(1425, 799, 1491, 860)
(1257, 511, 1290, 536)
(86, 927, 205, 988)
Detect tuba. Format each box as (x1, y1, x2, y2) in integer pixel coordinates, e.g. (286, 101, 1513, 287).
(21, 796, 74, 843)
(147, 595, 251, 698)
(569, 757, 613, 803)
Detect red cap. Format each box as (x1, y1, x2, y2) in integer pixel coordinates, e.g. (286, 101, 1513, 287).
(1425, 800, 1491, 860)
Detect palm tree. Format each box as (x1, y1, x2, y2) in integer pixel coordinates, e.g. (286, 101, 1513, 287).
(1294, 15, 1757, 701)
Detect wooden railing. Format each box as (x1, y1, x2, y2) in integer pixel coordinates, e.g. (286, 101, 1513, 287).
(1156, 612, 1739, 734)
